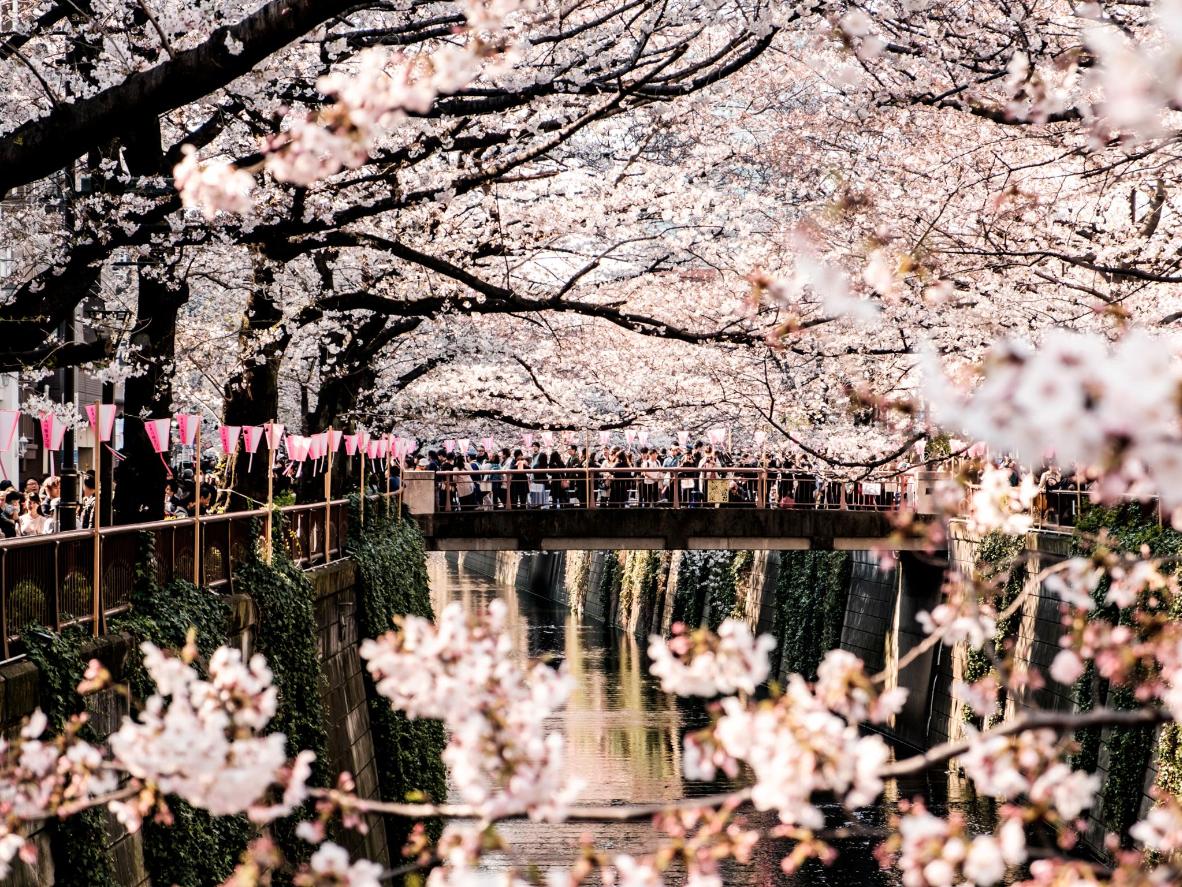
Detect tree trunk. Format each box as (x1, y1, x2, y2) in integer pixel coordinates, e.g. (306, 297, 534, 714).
(113, 276, 185, 523)
(223, 252, 288, 508)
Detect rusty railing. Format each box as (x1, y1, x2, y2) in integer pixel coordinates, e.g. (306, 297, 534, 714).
(0, 498, 358, 662)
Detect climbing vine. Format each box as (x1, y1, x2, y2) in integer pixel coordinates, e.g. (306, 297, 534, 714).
(564, 550, 592, 616)
(599, 550, 624, 623)
(110, 531, 249, 887)
(21, 628, 119, 887)
(616, 550, 666, 634)
(1071, 503, 1182, 843)
(773, 551, 851, 681)
(963, 532, 1028, 727)
(348, 502, 448, 851)
(234, 515, 331, 870)
(671, 551, 743, 631)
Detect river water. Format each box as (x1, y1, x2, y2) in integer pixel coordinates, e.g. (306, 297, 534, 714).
(428, 557, 998, 885)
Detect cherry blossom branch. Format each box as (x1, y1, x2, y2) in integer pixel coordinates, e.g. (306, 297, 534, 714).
(881, 706, 1172, 778)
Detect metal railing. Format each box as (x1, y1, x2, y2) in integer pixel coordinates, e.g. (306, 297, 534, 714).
(430, 467, 915, 512)
(0, 498, 357, 662)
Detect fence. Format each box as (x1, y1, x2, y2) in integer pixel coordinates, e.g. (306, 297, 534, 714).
(431, 467, 915, 512)
(0, 499, 355, 662)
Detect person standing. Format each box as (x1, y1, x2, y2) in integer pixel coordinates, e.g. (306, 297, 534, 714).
(0, 490, 21, 537)
(79, 473, 96, 529)
(510, 449, 530, 509)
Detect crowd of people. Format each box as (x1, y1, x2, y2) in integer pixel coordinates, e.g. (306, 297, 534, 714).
(0, 437, 1097, 538)
(0, 475, 66, 537)
(0, 460, 219, 538)
(420, 440, 915, 511)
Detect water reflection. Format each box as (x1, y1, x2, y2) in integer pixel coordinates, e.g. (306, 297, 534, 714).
(428, 557, 998, 884)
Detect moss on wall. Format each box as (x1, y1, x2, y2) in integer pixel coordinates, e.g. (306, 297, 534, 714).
(348, 504, 448, 854)
(963, 532, 1028, 727)
(1072, 503, 1182, 843)
(21, 628, 120, 887)
(772, 551, 851, 681)
(110, 532, 249, 887)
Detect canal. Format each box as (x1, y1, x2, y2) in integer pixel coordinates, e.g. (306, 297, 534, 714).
(428, 556, 1001, 884)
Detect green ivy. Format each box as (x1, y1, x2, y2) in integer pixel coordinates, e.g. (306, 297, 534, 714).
(963, 532, 1028, 726)
(564, 551, 592, 616)
(669, 551, 744, 631)
(21, 627, 120, 887)
(599, 550, 624, 623)
(110, 531, 249, 887)
(773, 551, 850, 680)
(1071, 503, 1182, 843)
(235, 515, 331, 873)
(925, 434, 952, 460)
(617, 551, 666, 633)
(348, 502, 447, 854)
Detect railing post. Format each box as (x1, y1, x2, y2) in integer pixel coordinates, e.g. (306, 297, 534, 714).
(324, 437, 333, 563)
(385, 452, 392, 519)
(51, 540, 61, 633)
(92, 401, 103, 636)
(1, 549, 8, 660)
(193, 424, 202, 588)
(264, 438, 274, 565)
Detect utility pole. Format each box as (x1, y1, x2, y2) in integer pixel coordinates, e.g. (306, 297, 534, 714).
(99, 380, 114, 525)
(57, 311, 79, 531)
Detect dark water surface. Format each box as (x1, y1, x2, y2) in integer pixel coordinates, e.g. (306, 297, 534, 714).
(428, 557, 999, 885)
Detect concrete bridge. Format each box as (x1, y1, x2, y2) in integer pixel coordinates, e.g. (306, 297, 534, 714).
(411, 505, 922, 551)
(402, 468, 946, 551)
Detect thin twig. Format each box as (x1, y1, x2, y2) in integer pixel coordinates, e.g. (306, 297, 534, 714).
(880, 706, 1171, 778)
(134, 0, 174, 57)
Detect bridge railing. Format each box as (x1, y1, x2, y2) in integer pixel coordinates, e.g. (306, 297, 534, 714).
(428, 467, 914, 513)
(0, 499, 355, 662)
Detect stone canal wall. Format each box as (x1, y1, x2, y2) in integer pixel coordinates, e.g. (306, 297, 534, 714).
(1, 555, 397, 884)
(447, 527, 1154, 856)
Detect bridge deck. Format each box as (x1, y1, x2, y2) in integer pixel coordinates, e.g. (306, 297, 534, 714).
(413, 506, 917, 551)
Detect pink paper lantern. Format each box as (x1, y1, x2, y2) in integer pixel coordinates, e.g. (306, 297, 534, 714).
(85, 404, 117, 442)
(344, 434, 358, 456)
(599, 431, 611, 445)
(637, 430, 650, 446)
(444, 439, 456, 453)
(0, 410, 18, 451)
(481, 436, 495, 452)
(176, 413, 200, 446)
(523, 432, 534, 449)
(287, 435, 310, 462)
(218, 425, 241, 456)
(143, 418, 171, 454)
(242, 426, 264, 453)
(328, 429, 343, 452)
(456, 437, 470, 456)
(264, 422, 285, 451)
(540, 431, 554, 448)
(677, 430, 689, 448)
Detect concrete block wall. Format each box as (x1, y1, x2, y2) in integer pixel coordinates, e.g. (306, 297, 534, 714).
(2, 634, 146, 887)
(310, 561, 388, 868)
(0, 559, 391, 885)
(839, 551, 896, 677)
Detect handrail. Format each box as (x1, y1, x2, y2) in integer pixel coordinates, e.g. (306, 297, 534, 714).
(0, 495, 375, 664)
(426, 467, 912, 512)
